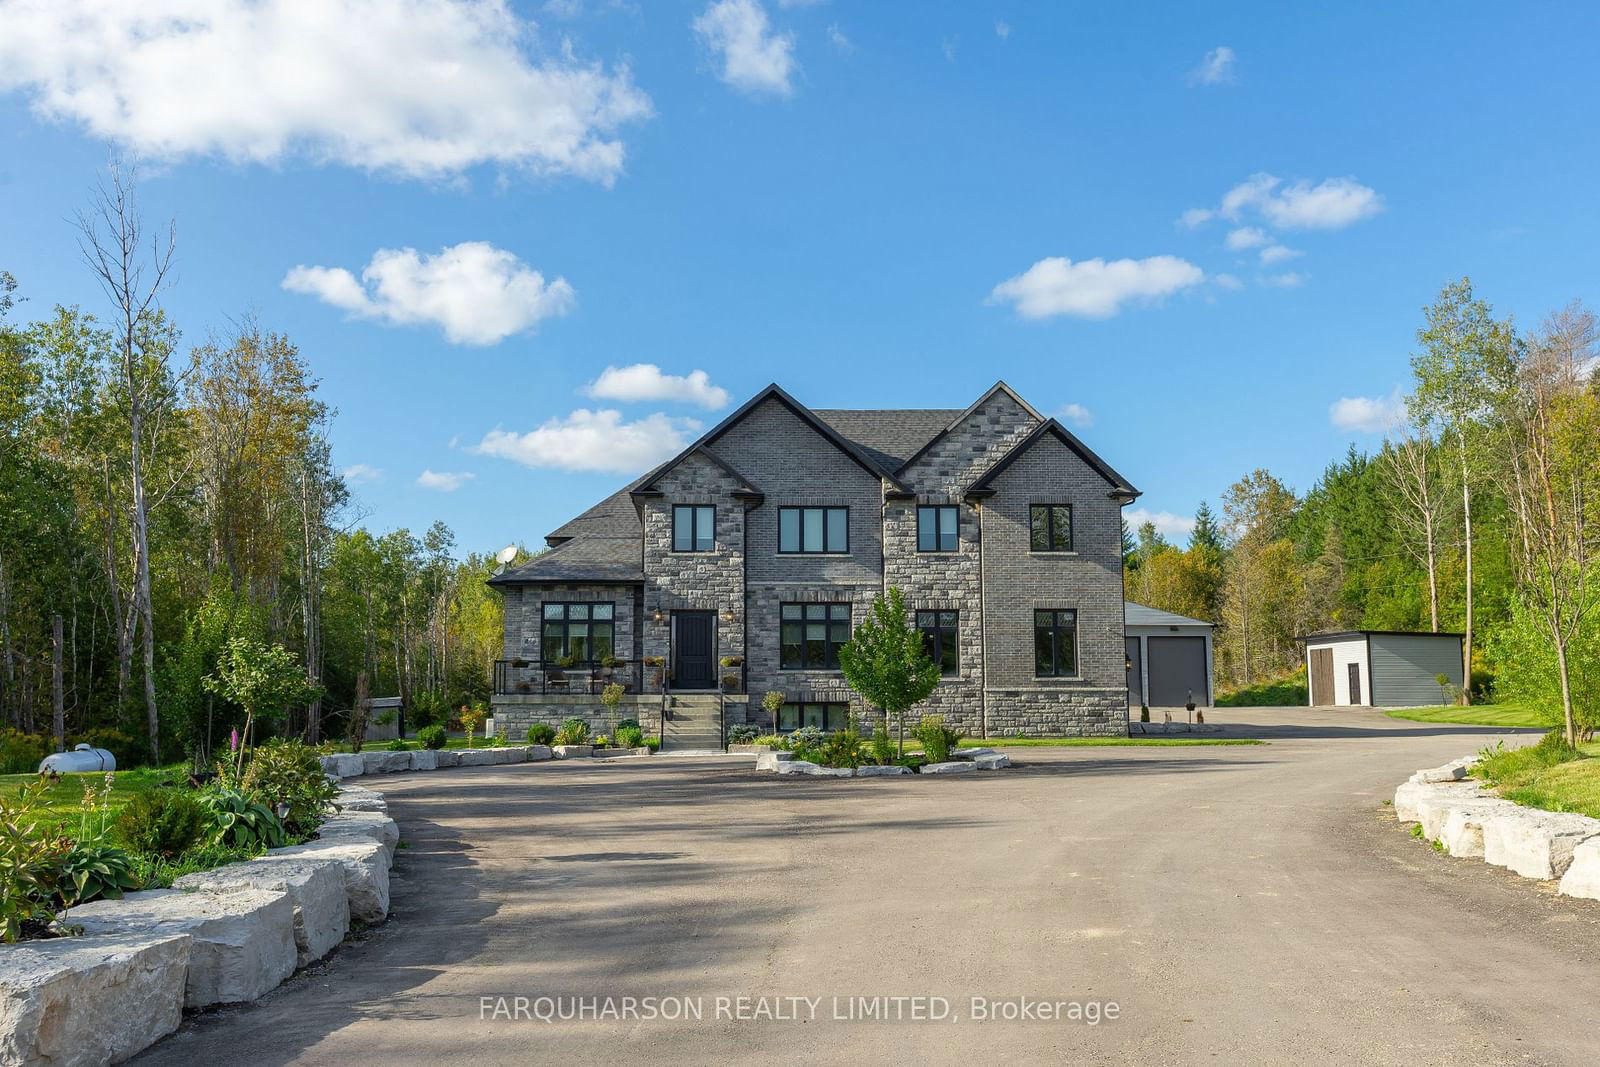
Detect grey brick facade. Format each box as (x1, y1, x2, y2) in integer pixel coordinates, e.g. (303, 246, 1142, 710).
(490, 382, 1139, 740)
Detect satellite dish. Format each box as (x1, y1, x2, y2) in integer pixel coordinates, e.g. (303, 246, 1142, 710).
(495, 544, 519, 565)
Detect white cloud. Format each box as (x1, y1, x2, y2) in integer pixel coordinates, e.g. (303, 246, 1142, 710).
(1200, 172, 1382, 230)
(1126, 508, 1197, 540)
(1178, 207, 1214, 229)
(1329, 390, 1405, 434)
(416, 469, 476, 492)
(694, 0, 798, 97)
(474, 409, 702, 474)
(988, 255, 1205, 320)
(826, 24, 854, 53)
(1258, 244, 1302, 265)
(1055, 403, 1093, 429)
(583, 364, 730, 409)
(942, 36, 959, 62)
(1260, 177, 1383, 230)
(1212, 273, 1244, 291)
(341, 463, 384, 485)
(1225, 226, 1270, 250)
(995, 21, 1012, 40)
(283, 241, 575, 345)
(1260, 271, 1306, 288)
(0, 0, 651, 184)
(1188, 45, 1236, 86)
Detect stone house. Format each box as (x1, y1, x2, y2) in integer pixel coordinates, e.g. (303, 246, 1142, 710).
(488, 382, 1140, 748)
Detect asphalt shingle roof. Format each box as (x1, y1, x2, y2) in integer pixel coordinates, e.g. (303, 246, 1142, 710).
(813, 409, 960, 471)
(1125, 602, 1214, 628)
(491, 535, 643, 584)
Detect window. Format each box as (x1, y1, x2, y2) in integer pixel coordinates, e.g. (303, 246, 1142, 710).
(777, 702, 851, 732)
(916, 610, 959, 676)
(780, 602, 851, 669)
(917, 506, 959, 552)
(1029, 504, 1073, 552)
(1034, 609, 1078, 677)
(541, 602, 614, 663)
(778, 507, 848, 554)
(672, 505, 715, 552)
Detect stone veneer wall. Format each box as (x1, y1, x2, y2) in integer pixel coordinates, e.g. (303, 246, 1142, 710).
(706, 397, 887, 727)
(640, 451, 748, 688)
(884, 390, 1040, 736)
(980, 432, 1130, 737)
(491, 698, 662, 740)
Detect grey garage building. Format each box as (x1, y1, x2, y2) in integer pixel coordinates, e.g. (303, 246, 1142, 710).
(1299, 630, 1464, 708)
(1125, 602, 1214, 708)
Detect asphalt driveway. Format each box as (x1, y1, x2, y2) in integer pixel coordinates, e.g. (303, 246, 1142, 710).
(136, 707, 1600, 1066)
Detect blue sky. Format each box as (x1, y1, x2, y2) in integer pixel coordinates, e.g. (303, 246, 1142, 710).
(3, 1, 1597, 554)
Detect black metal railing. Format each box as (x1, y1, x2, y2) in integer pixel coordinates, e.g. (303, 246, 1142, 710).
(493, 660, 645, 697)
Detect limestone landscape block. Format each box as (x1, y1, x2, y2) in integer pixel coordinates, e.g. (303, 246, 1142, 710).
(974, 753, 1012, 770)
(1557, 837, 1600, 900)
(407, 749, 439, 772)
(360, 750, 412, 775)
(267, 838, 390, 925)
(0, 931, 189, 1067)
(755, 751, 794, 772)
(316, 811, 400, 859)
(66, 888, 296, 1009)
(1480, 809, 1600, 880)
(921, 761, 977, 775)
(175, 858, 350, 968)
(853, 765, 911, 777)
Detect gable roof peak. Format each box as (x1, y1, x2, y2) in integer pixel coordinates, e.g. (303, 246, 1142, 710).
(965, 417, 1141, 501)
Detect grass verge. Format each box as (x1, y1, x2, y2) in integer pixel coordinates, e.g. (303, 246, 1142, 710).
(0, 766, 184, 832)
(1385, 703, 1541, 728)
(1472, 733, 1600, 819)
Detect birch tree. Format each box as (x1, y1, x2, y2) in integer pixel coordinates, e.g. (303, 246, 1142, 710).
(1381, 425, 1451, 632)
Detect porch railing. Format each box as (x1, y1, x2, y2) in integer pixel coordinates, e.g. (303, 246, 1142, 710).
(492, 660, 645, 697)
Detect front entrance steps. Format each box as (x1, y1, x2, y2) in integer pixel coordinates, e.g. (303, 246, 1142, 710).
(662, 693, 724, 752)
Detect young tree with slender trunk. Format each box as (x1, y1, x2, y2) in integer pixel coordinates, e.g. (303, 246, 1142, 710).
(1381, 424, 1451, 632)
(837, 587, 940, 756)
(76, 160, 175, 759)
(1409, 279, 1517, 704)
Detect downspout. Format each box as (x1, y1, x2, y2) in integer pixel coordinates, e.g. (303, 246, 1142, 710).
(977, 499, 988, 739)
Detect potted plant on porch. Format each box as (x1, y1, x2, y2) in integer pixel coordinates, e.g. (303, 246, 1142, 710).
(720, 655, 743, 693)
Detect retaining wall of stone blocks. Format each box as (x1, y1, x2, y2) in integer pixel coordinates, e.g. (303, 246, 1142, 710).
(1393, 756, 1600, 899)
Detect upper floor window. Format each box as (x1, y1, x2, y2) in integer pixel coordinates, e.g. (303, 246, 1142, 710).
(779, 506, 848, 554)
(781, 602, 851, 669)
(917, 506, 959, 552)
(1034, 609, 1078, 677)
(916, 610, 959, 676)
(542, 602, 614, 664)
(673, 505, 715, 552)
(1029, 504, 1073, 552)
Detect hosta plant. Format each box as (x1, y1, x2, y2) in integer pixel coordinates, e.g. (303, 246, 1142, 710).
(200, 787, 287, 850)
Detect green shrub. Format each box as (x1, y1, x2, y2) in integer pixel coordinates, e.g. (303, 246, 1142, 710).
(870, 727, 895, 766)
(0, 730, 51, 775)
(643, 737, 660, 752)
(555, 717, 590, 745)
(616, 725, 644, 749)
(912, 715, 961, 764)
(788, 725, 824, 752)
(1216, 668, 1307, 707)
(129, 840, 263, 890)
(199, 787, 287, 849)
(240, 740, 338, 837)
(751, 734, 787, 750)
(896, 754, 928, 771)
(527, 723, 557, 745)
(59, 842, 142, 905)
(1, 777, 74, 941)
(386, 738, 410, 752)
(593, 734, 613, 748)
(814, 729, 865, 769)
(727, 724, 759, 745)
(116, 789, 208, 858)
(417, 725, 447, 750)
(615, 718, 640, 732)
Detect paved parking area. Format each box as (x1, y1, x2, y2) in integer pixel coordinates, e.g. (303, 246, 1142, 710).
(137, 708, 1600, 1065)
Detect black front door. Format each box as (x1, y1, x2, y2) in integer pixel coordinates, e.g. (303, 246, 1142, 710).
(673, 612, 716, 689)
(1347, 662, 1362, 705)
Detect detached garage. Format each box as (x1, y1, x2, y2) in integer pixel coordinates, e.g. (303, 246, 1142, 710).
(1299, 630, 1464, 708)
(1125, 602, 1214, 708)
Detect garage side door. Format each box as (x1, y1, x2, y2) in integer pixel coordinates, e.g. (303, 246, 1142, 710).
(1126, 637, 1143, 706)
(1147, 636, 1207, 707)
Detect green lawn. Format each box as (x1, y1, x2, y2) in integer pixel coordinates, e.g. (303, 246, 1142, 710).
(1474, 738, 1600, 819)
(1384, 703, 1542, 728)
(0, 766, 182, 833)
(967, 738, 1263, 748)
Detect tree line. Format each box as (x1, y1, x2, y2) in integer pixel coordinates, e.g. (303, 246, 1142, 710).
(1126, 279, 1599, 741)
(0, 166, 523, 769)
